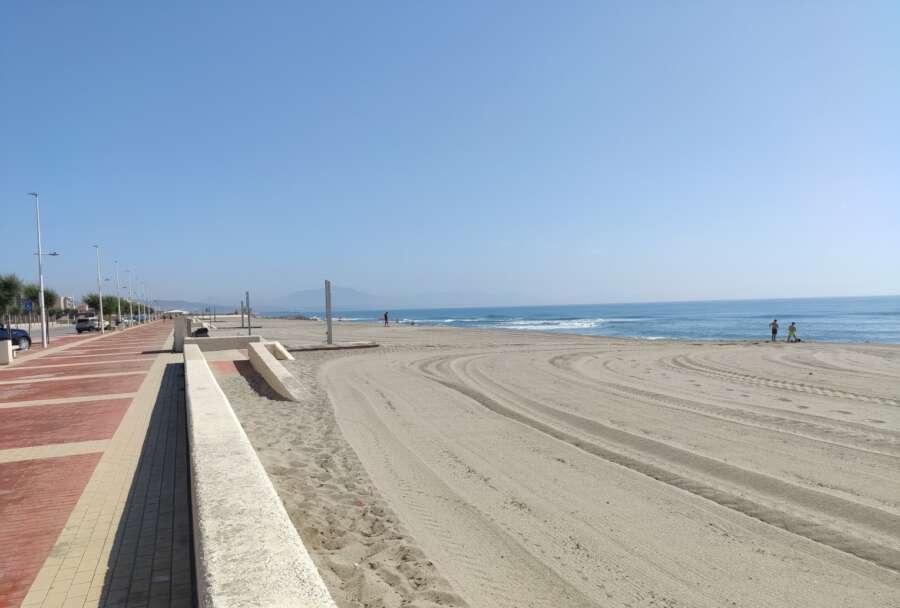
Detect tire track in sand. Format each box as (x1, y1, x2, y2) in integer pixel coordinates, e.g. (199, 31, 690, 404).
(416, 352, 900, 575)
(551, 352, 900, 458)
(327, 367, 597, 608)
(669, 355, 900, 407)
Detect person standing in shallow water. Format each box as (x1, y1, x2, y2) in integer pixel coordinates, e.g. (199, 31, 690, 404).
(769, 319, 779, 342)
(383, 312, 389, 326)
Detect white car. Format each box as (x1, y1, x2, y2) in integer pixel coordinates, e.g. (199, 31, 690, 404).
(75, 316, 111, 333)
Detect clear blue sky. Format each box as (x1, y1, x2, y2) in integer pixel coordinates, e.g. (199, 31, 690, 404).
(3, 1, 898, 307)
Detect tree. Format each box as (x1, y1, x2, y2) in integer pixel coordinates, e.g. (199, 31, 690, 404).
(22, 283, 40, 304)
(0, 274, 23, 316)
(82, 293, 149, 318)
(44, 289, 59, 309)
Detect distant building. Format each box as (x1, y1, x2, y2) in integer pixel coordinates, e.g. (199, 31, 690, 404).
(77, 303, 90, 313)
(62, 296, 75, 310)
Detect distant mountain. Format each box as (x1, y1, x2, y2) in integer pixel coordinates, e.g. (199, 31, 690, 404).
(158, 287, 527, 314)
(260, 286, 529, 312)
(264, 286, 385, 311)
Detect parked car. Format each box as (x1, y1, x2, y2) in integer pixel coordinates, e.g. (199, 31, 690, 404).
(75, 316, 110, 333)
(0, 323, 31, 350)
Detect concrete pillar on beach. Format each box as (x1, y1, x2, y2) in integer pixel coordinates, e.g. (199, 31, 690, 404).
(246, 291, 251, 336)
(325, 280, 333, 345)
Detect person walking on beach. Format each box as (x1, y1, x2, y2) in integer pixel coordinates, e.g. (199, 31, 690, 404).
(787, 322, 798, 343)
(383, 311, 389, 327)
(769, 319, 779, 342)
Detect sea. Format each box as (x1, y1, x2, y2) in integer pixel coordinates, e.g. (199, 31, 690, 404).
(270, 296, 900, 344)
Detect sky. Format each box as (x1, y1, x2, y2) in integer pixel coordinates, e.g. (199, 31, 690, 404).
(2, 1, 898, 308)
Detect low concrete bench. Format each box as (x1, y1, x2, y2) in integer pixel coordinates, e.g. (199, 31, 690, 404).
(248, 342, 308, 402)
(183, 344, 336, 607)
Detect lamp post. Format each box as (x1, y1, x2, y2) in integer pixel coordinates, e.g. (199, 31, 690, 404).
(32, 250, 60, 341)
(134, 275, 141, 324)
(27, 192, 49, 348)
(126, 270, 133, 324)
(93, 245, 105, 334)
(115, 261, 122, 329)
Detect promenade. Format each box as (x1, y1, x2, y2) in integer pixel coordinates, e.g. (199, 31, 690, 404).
(0, 322, 194, 608)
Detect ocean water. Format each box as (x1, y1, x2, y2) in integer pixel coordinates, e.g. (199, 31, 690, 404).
(273, 296, 900, 344)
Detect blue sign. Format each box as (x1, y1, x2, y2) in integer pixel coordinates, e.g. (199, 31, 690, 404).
(23, 301, 33, 312)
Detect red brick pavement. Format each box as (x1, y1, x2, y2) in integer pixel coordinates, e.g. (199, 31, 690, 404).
(0, 453, 102, 607)
(0, 399, 132, 450)
(0, 360, 152, 382)
(13, 334, 94, 360)
(21, 353, 154, 367)
(0, 374, 147, 404)
(0, 322, 174, 608)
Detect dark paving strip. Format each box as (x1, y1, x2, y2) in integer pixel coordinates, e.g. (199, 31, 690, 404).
(99, 363, 195, 608)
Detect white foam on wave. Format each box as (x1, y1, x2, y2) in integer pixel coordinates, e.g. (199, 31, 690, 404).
(496, 318, 608, 331)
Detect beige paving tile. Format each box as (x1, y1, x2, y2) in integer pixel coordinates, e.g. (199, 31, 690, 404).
(0, 440, 109, 464)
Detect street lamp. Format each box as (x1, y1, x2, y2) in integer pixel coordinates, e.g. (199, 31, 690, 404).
(114, 261, 122, 329)
(136, 279, 142, 324)
(126, 270, 134, 323)
(93, 245, 105, 334)
(27, 192, 50, 348)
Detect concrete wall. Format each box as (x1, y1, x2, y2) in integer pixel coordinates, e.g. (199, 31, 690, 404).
(183, 335, 262, 352)
(183, 344, 336, 607)
(173, 317, 190, 352)
(248, 342, 308, 402)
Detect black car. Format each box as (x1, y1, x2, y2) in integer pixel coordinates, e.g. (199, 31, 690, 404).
(0, 323, 31, 350)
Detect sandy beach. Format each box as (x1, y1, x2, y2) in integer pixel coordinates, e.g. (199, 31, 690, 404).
(209, 318, 900, 607)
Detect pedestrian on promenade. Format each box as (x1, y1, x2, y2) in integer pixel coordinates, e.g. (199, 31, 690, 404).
(769, 319, 779, 342)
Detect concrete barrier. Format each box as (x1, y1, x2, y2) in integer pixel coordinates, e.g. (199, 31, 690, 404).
(265, 341, 295, 361)
(248, 342, 307, 401)
(183, 344, 336, 608)
(287, 341, 377, 352)
(183, 335, 263, 352)
(174, 317, 191, 352)
(0, 341, 13, 365)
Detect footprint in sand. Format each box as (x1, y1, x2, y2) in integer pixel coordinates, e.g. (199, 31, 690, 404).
(831, 410, 853, 415)
(796, 405, 809, 410)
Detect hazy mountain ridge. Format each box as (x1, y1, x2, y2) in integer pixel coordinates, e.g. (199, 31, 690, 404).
(159, 287, 525, 313)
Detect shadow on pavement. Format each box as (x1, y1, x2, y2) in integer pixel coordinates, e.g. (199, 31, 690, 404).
(98, 363, 196, 607)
